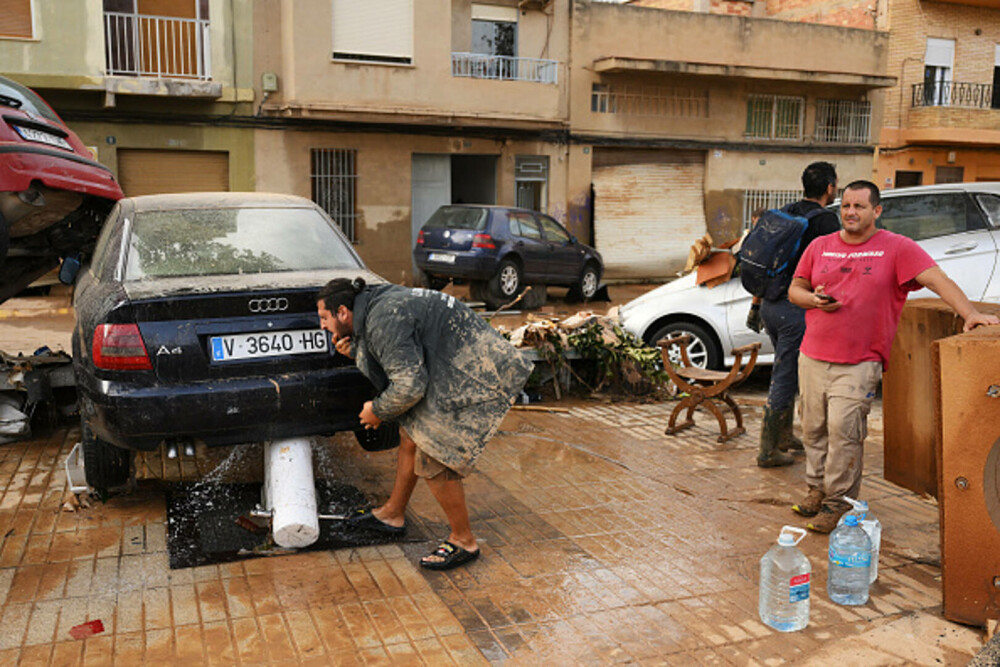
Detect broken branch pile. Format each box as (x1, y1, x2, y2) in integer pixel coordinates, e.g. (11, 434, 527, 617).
(497, 310, 671, 398)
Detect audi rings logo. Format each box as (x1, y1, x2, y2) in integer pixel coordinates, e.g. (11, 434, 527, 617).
(248, 297, 289, 313)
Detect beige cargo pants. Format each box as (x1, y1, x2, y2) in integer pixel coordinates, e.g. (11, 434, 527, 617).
(798, 354, 882, 513)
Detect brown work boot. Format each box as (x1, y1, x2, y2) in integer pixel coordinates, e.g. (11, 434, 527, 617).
(806, 505, 848, 534)
(775, 408, 804, 452)
(792, 487, 825, 517)
(757, 407, 795, 468)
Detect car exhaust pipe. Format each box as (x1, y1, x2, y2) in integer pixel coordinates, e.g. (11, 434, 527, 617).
(263, 438, 319, 548)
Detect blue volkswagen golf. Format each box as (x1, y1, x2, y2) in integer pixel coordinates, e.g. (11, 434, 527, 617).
(71, 193, 395, 491)
(413, 205, 603, 310)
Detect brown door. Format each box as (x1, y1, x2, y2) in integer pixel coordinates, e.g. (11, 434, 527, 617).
(117, 149, 229, 197)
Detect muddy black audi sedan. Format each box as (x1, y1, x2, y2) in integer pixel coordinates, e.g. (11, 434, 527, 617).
(71, 193, 393, 491)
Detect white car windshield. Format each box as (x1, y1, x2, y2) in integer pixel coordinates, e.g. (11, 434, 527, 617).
(124, 207, 361, 280)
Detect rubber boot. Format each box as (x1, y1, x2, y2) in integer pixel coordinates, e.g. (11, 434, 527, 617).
(757, 407, 795, 467)
(776, 408, 804, 452)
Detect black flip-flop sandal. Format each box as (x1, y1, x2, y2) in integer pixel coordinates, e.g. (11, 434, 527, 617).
(345, 507, 406, 536)
(420, 541, 480, 571)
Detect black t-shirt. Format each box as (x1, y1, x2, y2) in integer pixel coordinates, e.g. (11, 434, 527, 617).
(783, 200, 840, 270)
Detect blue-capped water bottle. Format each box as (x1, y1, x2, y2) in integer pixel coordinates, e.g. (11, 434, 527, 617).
(837, 496, 881, 584)
(827, 514, 872, 605)
(759, 526, 811, 631)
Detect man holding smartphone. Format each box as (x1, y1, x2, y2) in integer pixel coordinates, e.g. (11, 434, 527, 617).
(787, 180, 998, 532)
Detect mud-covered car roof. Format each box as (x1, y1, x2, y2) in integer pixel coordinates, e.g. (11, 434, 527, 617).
(126, 192, 319, 212)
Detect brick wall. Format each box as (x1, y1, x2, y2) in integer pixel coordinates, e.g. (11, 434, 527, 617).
(629, 0, 695, 9)
(630, 0, 754, 16)
(764, 0, 874, 28)
(709, 0, 753, 16)
(907, 107, 1000, 131)
(884, 0, 1000, 133)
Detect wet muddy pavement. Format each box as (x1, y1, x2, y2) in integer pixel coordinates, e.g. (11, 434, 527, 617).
(0, 397, 988, 665)
(0, 286, 990, 664)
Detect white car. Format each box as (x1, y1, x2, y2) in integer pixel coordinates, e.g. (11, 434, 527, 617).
(620, 182, 1000, 369)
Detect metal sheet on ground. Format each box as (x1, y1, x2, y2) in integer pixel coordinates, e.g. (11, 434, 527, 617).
(165, 480, 421, 569)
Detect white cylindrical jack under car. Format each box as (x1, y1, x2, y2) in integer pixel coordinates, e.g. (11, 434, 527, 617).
(263, 438, 320, 548)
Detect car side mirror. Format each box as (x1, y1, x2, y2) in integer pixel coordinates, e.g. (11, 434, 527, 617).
(59, 254, 81, 285)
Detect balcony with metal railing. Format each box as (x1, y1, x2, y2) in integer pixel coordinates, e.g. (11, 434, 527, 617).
(912, 81, 999, 109)
(104, 11, 211, 81)
(451, 53, 559, 84)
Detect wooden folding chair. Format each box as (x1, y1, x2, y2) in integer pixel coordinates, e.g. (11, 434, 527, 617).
(657, 334, 761, 443)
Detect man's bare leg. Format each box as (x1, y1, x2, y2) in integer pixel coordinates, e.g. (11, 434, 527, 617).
(424, 475, 478, 557)
(371, 430, 417, 528)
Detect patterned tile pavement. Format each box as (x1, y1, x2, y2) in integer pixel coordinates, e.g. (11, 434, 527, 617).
(0, 393, 989, 665)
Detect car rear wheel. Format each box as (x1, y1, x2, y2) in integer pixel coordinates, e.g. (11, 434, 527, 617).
(81, 422, 134, 492)
(485, 259, 523, 310)
(569, 263, 600, 301)
(649, 321, 722, 370)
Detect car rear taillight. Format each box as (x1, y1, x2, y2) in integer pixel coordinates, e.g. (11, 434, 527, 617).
(92, 324, 153, 370)
(417, 229, 425, 246)
(472, 233, 495, 249)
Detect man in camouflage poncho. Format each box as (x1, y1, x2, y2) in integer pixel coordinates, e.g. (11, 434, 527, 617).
(317, 277, 533, 570)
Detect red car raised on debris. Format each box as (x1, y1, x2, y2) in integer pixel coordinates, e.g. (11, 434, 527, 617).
(0, 75, 123, 303)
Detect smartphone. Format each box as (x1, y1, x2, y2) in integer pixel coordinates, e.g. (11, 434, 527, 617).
(818, 293, 837, 303)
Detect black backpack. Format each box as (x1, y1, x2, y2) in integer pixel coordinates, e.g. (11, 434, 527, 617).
(738, 206, 824, 301)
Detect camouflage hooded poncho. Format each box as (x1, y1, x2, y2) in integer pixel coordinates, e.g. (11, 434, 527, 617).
(352, 284, 533, 476)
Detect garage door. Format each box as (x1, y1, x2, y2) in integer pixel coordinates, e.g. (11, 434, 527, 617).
(117, 149, 229, 197)
(593, 149, 705, 280)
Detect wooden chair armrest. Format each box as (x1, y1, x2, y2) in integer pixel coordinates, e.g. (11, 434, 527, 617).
(657, 334, 694, 369)
(729, 342, 762, 383)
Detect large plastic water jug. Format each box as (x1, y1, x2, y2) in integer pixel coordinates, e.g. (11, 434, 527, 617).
(759, 525, 810, 631)
(827, 514, 872, 605)
(837, 496, 881, 583)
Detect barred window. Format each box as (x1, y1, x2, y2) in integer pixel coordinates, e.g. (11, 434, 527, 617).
(745, 95, 804, 140)
(742, 189, 801, 230)
(591, 83, 709, 117)
(311, 149, 358, 242)
(815, 99, 871, 144)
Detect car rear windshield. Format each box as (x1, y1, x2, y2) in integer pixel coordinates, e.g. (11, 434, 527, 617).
(124, 207, 362, 280)
(423, 207, 489, 231)
(0, 78, 62, 124)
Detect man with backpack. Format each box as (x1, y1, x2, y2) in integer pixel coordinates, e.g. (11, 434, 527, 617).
(741, 162, 841, 467)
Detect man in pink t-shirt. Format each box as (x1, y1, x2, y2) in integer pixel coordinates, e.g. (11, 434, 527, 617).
(787, 180, 999, 533)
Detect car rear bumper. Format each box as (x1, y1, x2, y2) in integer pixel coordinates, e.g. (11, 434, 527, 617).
(78, 366, 376, 451)
(0, 144, 122, 200)
(413, 248, 496, 281)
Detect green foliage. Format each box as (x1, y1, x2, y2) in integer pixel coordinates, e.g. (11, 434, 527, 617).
(567, 321, 669, 394)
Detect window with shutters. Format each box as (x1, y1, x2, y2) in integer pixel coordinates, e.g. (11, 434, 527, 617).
(311, 149, 359, 242)
(0, 0, 34, 39)
(922, 38, 955, 106)
(331, 0, 413, 65)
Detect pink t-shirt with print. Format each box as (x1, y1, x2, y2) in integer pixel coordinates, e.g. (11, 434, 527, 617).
(794, 229, 936, 368)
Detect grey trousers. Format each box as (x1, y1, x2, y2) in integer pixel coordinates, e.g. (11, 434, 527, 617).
(798, 354, 882, 512)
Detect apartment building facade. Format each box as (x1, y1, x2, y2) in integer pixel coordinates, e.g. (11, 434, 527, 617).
(3, 0, 895, 283)
(573, 1, 893, 278)
(250, 0, 570, 284)
(877, 0, 1000, 188)
(1, 0, 256, 196)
